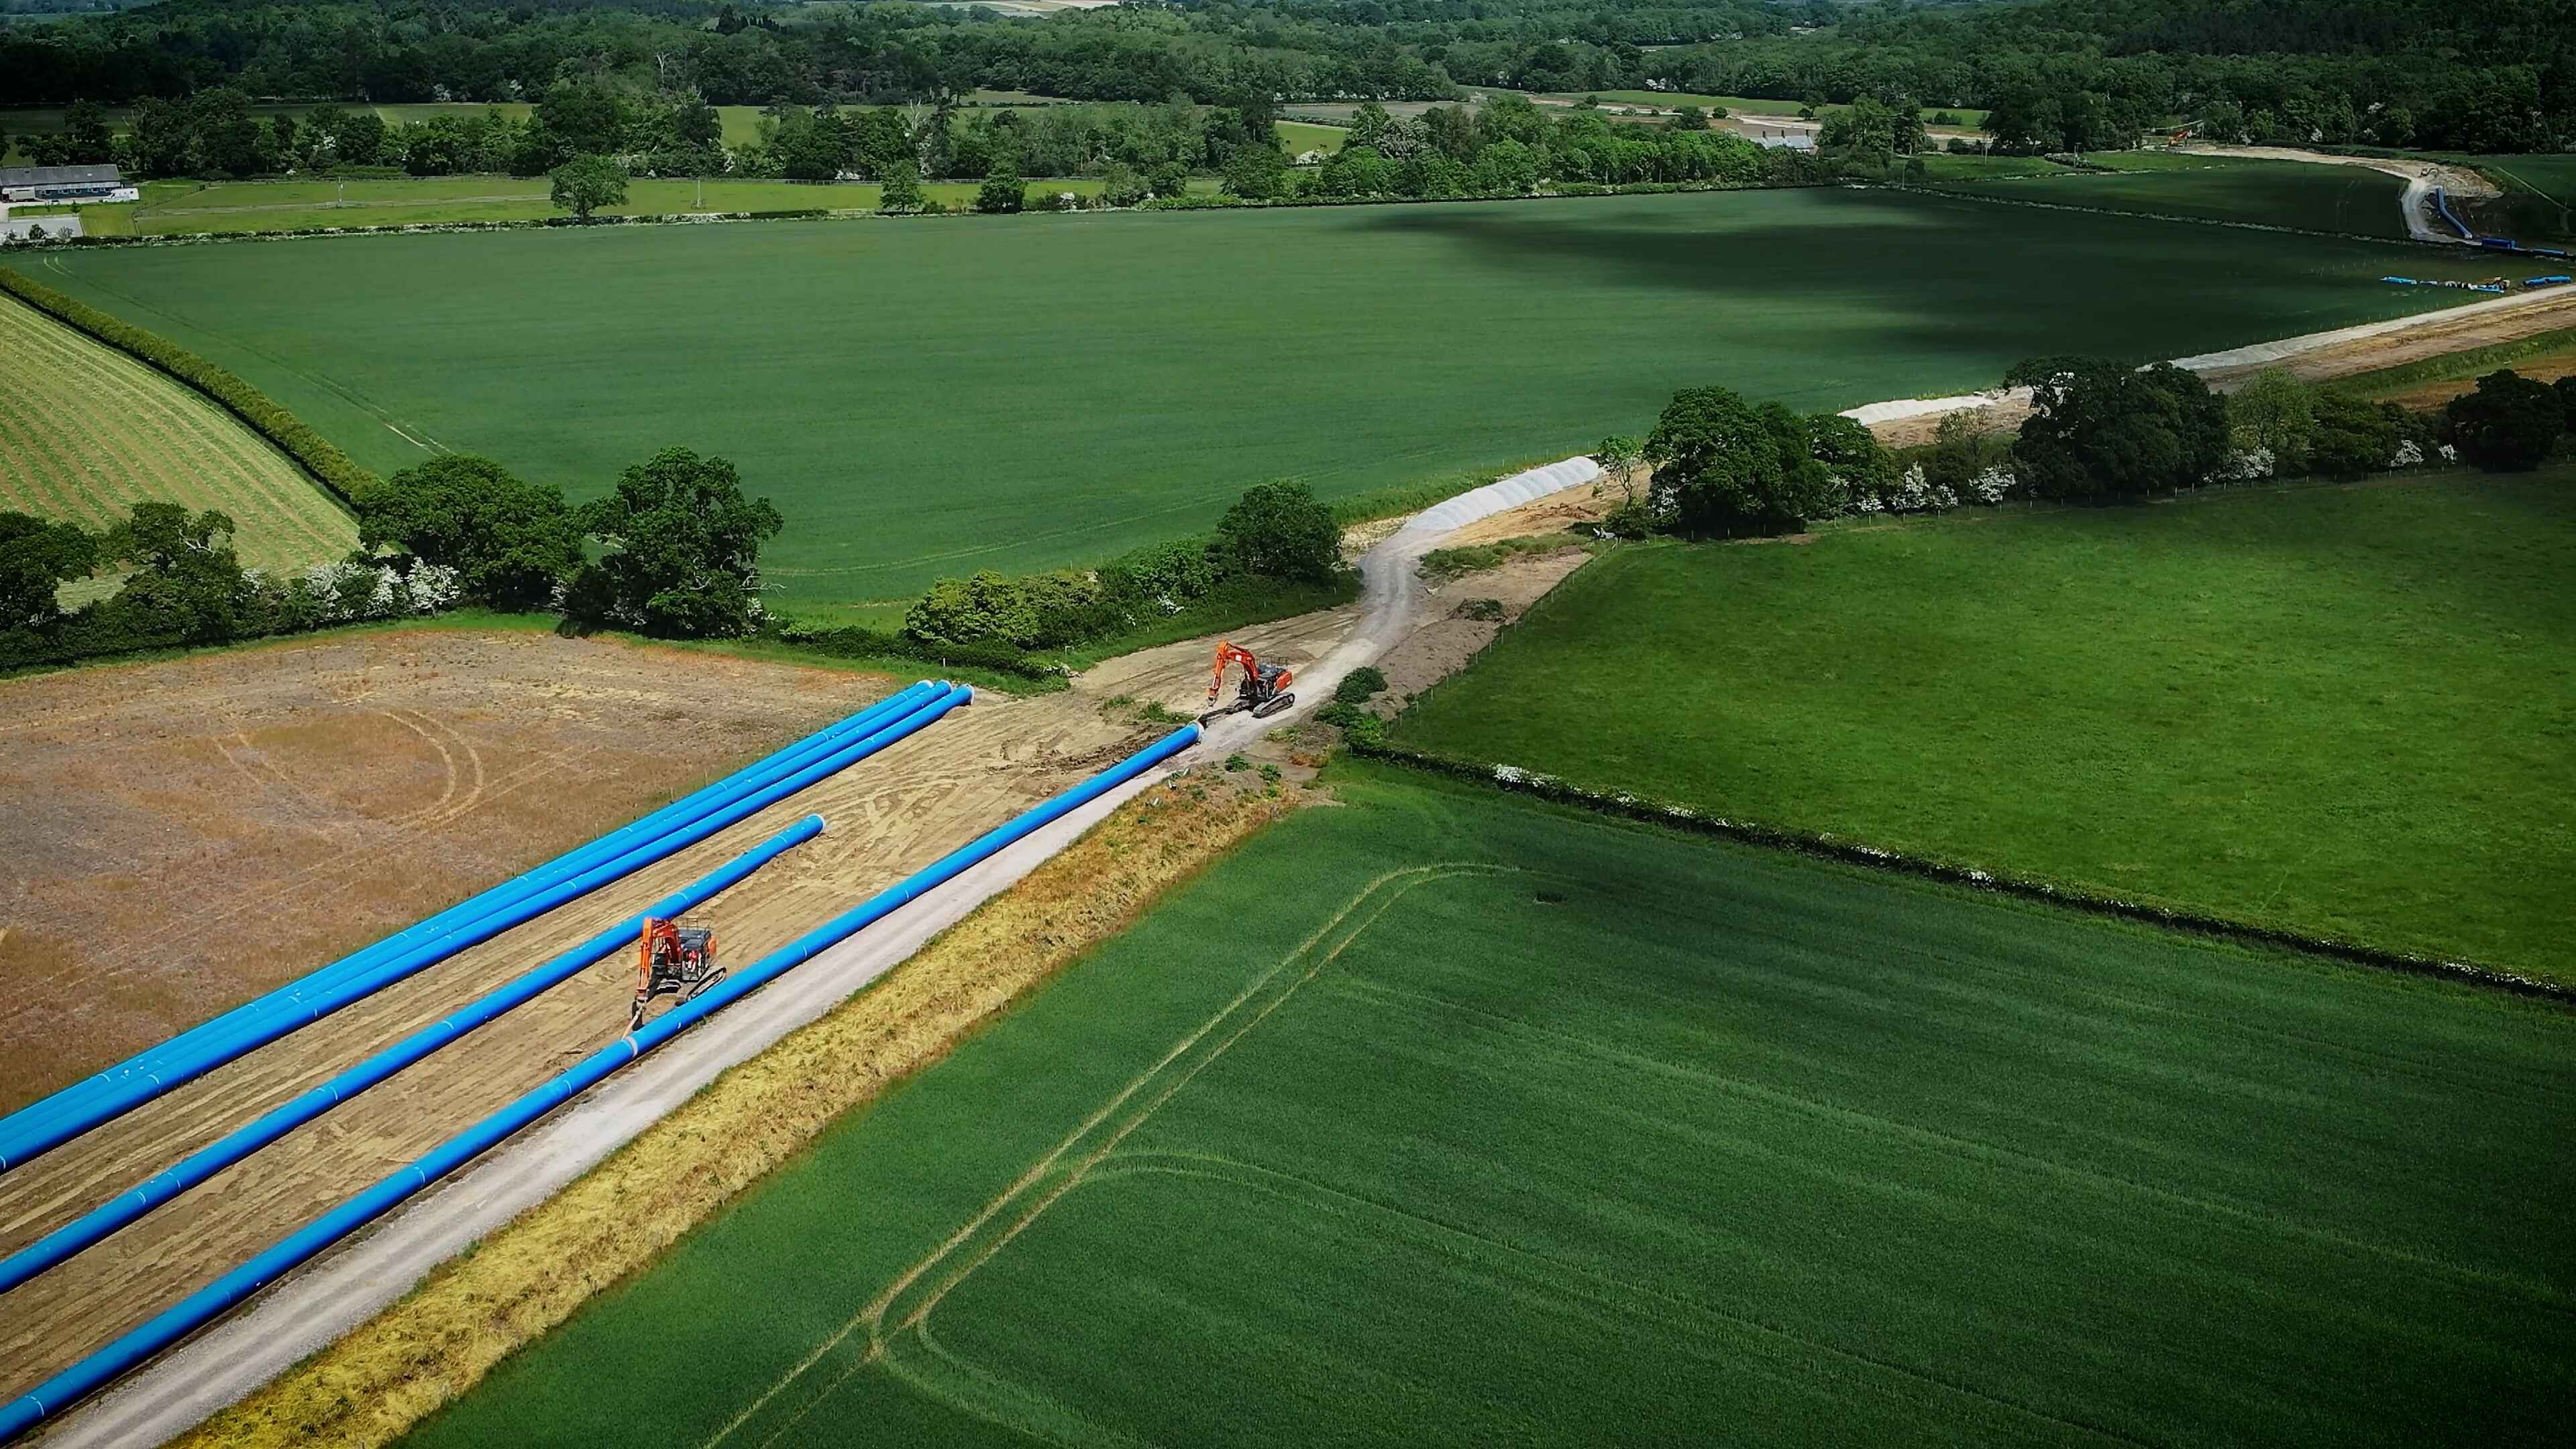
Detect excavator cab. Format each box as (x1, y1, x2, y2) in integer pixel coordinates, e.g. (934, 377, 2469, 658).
(630, 917, 722, 1032)
(1200, 641, 1296, 724)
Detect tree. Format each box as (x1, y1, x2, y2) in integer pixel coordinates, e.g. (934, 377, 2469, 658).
(1221, 143, 1288, 199)
(1671, 105, 1712, 132)
(536, 83, 628, 161)
(101, 502, 248, 643)
(879, 158, 924, 213)
(549, 154, 628, 221)
(2446, 369, 2563, 470)
(574, 447, 782, 637)
(1214, 482, 1341, 583)
(63, 99, 113, 164)
(1101, 160, 1150, 207)
(353, 455, 582, 609)
(1347, 101, 1393, 151)
(1148, 160, 1190, 198)
(1806, 412, 1899, 505)
(1643, 386, 1839, 535)
(2006, 357, 2227, 500)
(1924, 407, 2006, 494)
(0, 512, 99, 630)
(2226, 370, 2319, 473)
(193, 88, 264, 178)
(1591, 433, 1649, 533)
(977, 156, 1025, 213)
(2308, 392, 2403, 478)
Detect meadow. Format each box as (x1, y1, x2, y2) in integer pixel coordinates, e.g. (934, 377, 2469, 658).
(70, 174, 1188, 237)
(33, 189, 2491, 604)
(1394, 472, 2575, 978)
(1925, 150, 2410, 237)
(0, 290, 352, 586)
(400, 765, 2576, 1448)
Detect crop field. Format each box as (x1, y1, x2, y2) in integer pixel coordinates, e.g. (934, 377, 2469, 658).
(1395, 472, 2576, 979)
(1926, 152, 2410, 237)
(32, 190, 2498, 605)
(0, 290, 352, 582)
(72, 175, 1206, 237)
(403, 765, 2575, 1448)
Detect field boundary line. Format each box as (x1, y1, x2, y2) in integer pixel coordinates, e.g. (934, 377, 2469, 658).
(1348, 746, 2575, 1004)
(705, 863, 1505, 1449)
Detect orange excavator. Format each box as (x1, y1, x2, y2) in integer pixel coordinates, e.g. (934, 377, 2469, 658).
(1200, 641, 1296, 724)
(629, 917, 722, 1031)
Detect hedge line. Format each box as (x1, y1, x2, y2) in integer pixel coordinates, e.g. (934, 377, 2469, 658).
(1347, 741, 2573, 1003)
(0, 264, 376, 507)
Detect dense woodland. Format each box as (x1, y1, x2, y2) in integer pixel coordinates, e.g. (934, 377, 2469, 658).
(2, 0, 2569, 154)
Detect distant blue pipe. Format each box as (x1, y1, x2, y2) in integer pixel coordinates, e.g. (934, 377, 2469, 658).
(0, 814, 824, 1298)
(0, 684, 969, 1172)
(0, 722, 1197, 1446)
(0, 683, 934, 1165)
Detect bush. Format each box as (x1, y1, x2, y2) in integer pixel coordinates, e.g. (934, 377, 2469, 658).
(2446, 369, 2563, 471)
(1099, 536, 1224, 611)
(1215, 481, 1343, 583)
(0, 265, 377, 504)
(1458, 597, 1505, 621)
(1334, 665, 1388, 704)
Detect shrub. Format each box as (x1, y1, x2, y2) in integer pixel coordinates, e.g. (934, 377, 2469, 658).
(1099, 537, 1224, 612)
(1334, 665, 1387, 704)
(1215, 481, 1342, 583)
(1458, 597, 1505, 621)
(2445, 369, 2563, 472)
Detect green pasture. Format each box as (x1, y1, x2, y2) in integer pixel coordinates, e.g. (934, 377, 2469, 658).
(402, 765, 2575, 1448)
(1926, 152, 2410, 237)
(1275, 120, 1348, 156)
(34, 189, 2487, 604)
(76, 175, 1144, 235)
(1395, 472, 2576, 979)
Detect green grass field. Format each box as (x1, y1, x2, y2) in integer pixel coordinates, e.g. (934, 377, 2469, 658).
(1926, 153, 2410, 237)
(74, 175, 1170, 236)
(0, 290, 352, 592)
(1393, 473, 2575, 978)
(1275, 120, 1348, 156)
(401, 765, 2575, 1448)
(30, 190, 2489, 604)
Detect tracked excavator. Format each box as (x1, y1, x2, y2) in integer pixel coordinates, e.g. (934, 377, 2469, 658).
(1199, 640, 1296, 724)
(629, 916, 722, 1031)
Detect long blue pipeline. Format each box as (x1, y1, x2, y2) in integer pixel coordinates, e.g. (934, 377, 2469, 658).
(0, 722, 1197, 1446)
(0, 684, 969, 1173)
(0, 682, 936, 1163)
(0, 814, 824, 1300)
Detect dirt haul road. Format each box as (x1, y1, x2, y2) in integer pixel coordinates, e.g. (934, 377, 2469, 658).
(2173, 144, 2501, 244)
(1851, 282, 2576, 447)
(6, 458, 1600, 1447)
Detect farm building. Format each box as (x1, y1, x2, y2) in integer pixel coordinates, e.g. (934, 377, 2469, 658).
(0, 164, 136, 205)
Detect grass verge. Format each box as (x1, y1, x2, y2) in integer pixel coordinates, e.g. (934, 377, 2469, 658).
(172, 771, 1297, 1449)
(2326, 324, 2576, 400)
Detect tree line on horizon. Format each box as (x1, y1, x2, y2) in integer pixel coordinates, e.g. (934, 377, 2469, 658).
(3, 0, 2568, 156)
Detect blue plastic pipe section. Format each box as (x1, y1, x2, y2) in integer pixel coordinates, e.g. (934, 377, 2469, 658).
(0, 682, 937, 1167)
(0, 814, 824, 1299)
(0, 683, 967, 1173)
(0, 722, 1197, 1446)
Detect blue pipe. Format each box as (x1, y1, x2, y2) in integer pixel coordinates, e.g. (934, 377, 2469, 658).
(0, 684, 969, 1171)
(0, 815, 825, 1298)
(0, 684, 934, 1161)
(0, 723, 1196, 1446)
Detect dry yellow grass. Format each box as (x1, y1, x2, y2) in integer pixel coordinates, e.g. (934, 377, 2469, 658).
(172, 769, 1299, 1449)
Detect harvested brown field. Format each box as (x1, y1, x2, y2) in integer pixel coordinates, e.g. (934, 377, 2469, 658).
(170, 772, 1297, 1449)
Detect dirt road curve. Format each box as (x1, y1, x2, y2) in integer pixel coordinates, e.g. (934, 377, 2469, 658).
(1851, 284, 2576, 447)
(18, 458, 1599, 1449)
